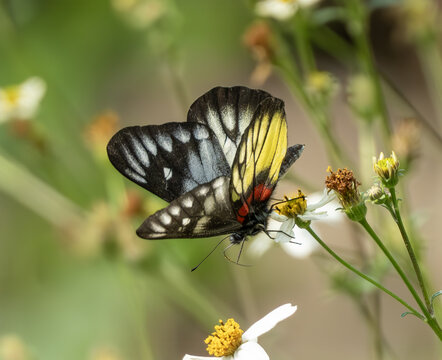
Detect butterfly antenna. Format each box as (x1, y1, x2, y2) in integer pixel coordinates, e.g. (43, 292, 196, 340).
(270, 194, 305, 211)
(191, 235, 230, 272)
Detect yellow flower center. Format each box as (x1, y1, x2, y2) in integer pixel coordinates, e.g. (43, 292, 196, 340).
(275, 190, 307, 218)
(205, 319, 244, 357)
(3, 86, 20, 106)
(373, 152, 399, 180)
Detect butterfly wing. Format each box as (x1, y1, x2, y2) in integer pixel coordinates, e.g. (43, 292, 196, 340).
(187, 86, 273, 166)
(136, 176, 242, 239)
(230, 97, 291, 223)
(279, 144, 304, 178)
(107, 122, 231, 202)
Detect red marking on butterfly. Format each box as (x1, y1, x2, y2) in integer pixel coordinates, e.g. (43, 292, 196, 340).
(236, 184, 273, 223)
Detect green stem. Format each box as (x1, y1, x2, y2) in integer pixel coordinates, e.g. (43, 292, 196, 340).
(389, 187, 433, 314)
(293, 10, 316, 75)
(0, 150, 84, 227)
(305, 226, 422, 318)
(359, 218, 442, 339)
(345, 0, 391, 145)
(274, 57, 351, 168)
(116, 262, 155, 360)
(418, 40, 442, 128)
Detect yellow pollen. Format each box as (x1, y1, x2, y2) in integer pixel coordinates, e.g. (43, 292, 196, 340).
(276, 189, 307, 218)
(205, 319, 243, 357)
(4, 86, 20, 106)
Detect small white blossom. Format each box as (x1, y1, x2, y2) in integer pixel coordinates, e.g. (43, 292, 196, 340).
(183, 304, 297, 360)
(249, 190, 343, 258)
(255, 0, 321, 21)
(0, 77, 46, 123)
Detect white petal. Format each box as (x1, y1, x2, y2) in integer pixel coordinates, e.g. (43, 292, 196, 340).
(305, 190, 335, 211)
(269, 211, 287, 222)
(242, 304, 297, 342)
(298, 211, 328, 221)
(234, 342, 269, 360)
(276, 218, 295, 243)
(183, 355, 219, 360)
(255, 0, 298, 20)
(280, 226, 319, 259)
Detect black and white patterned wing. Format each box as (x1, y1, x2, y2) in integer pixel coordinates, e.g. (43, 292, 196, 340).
(136, 176, 242, 239)
(107, 122, 231, 203)
(187, 86, 272, 166)
(279, 144, 305, 178)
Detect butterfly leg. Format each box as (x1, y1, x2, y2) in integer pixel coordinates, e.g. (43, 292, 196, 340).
(266, 230, 301, 245)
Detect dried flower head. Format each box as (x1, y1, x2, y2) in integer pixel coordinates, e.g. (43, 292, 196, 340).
(243, 22, 274, 85)
(373, 151, 400, 188)
(84, 111, 119, 159)
(325, 167, 367, 222)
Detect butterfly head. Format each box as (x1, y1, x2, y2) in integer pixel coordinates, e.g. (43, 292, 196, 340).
(229, 207, 269, 244)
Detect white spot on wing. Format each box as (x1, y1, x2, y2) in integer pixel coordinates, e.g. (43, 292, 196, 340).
(222, 105, 235, 131)
(141, 134, 157, 155)
(196, 217, 210, 228)
(125, 169, 147, 183)
(130, 135, 150, 168)
(214, 185, 227, 204)
(204, 195, 216, 213)
(160, 213, 172, 225)
(182, 218, 191, 226)
(150, 221, 165, 232)
(169, 206, 180, 216)
(198, 140, 218, 180)
(182, 197, 193, 208)
(157, 133, 173, 152)
(193, 124, 209, 140)
(173, 127, 191, 143)
(212, 177, 225, 188)
(164, 167, 172, 180)
(197, 185, 210, 197)
(188, 151, 206, 183)
(222, 137, 237, 166)
(121, 145, 146, 176)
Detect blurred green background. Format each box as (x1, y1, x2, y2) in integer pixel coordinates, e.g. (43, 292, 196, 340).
(0, 0, 441, 359)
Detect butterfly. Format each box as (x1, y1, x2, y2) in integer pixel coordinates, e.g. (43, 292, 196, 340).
(107, 86, 304, 248)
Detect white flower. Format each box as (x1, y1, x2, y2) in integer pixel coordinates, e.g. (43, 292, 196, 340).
(0, 77, 46, 123)
(249, 190, 343, 258)
(183, 303, 297, 360)
(255, 0, 321, 21)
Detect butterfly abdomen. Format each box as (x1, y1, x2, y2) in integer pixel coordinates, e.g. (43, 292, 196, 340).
(236, 183, 273, 224)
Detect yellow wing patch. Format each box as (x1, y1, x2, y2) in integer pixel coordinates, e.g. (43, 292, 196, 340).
(231, 98, 287, 203)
